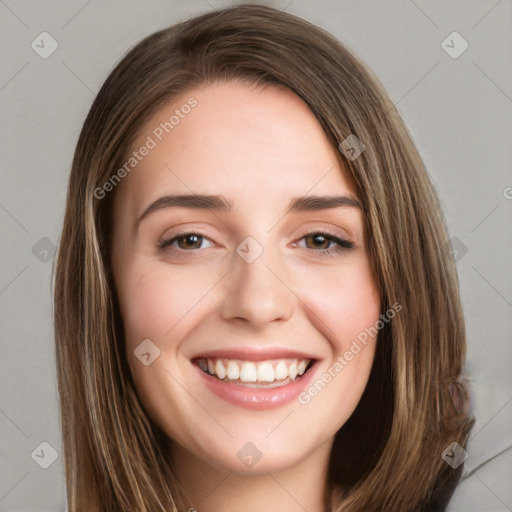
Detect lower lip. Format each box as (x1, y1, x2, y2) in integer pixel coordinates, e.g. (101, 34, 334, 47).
(193, 361, 319, 410)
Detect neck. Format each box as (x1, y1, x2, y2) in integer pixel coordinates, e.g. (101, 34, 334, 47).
(170, 438, 334, 512)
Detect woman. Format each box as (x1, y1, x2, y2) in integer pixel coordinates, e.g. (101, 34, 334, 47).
(53, 4, 474, 511)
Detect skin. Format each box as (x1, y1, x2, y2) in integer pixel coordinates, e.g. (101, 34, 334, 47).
(111, 80, 381, 512)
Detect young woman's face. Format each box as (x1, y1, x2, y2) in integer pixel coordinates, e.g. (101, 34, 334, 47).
(111, 80, 381, 475)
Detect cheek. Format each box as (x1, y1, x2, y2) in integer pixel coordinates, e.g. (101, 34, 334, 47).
(114, 259, 211, 348)
(294, 264, 380, 433)
(304, 259, 381, 352)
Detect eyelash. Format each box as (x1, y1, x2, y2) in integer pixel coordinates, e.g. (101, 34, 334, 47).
(158, 230, 353, 258)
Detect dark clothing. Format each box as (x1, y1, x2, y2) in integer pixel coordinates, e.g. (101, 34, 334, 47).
(417, 462, 464, 511)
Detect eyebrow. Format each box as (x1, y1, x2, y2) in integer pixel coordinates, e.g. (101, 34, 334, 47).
(136, 193, 361, 230)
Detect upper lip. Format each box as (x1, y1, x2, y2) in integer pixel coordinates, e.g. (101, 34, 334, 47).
(190, 347, 319, 361)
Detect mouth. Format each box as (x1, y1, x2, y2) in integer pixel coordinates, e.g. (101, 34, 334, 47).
(193, 357, 314, 388)
(190, 351, 319, 409)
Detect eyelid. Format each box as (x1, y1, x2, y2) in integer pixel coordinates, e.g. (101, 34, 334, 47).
(294, 216, 354, 235)
(158, 222, 219, 244)
(300, 226, 352, 242)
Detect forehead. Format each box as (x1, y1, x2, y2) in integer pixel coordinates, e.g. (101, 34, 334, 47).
(113, 80, 356, 217)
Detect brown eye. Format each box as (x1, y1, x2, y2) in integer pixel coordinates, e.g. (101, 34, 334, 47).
(177, 234, 203, 249)
(304, 233, 331, 250)
(158, 232, 213, 251)
(297, 231, 353, 258)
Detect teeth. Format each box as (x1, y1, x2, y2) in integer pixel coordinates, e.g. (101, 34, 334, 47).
(215, 360, 226, 380)
(226, 360, 240, 380)
(288, 362, 297, 379)
(196, 357, 311, 384)
(274, 361, 288, 380)
(256, 362, 274, 382)
(240, 362, 257, 382)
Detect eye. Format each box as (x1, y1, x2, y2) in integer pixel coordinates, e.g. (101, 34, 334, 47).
(298, 231, 353, 258)
(158, 232, 213, 251)
(158, 230, 353, 258)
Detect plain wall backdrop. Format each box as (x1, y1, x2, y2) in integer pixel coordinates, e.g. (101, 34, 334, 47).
(1, 1, 511, 510)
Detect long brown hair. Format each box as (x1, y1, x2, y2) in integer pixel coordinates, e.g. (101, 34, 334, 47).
(53, 4, 474, 510)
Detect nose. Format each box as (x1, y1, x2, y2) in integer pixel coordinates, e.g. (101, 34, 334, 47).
(220, 246, 294, 327)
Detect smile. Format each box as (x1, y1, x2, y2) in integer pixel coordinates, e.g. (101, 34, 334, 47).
(194, 357, 312, 387)
(191, 350, 319, 409)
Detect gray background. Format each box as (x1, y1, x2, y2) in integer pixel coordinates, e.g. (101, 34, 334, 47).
(1, 1, 511, 510)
